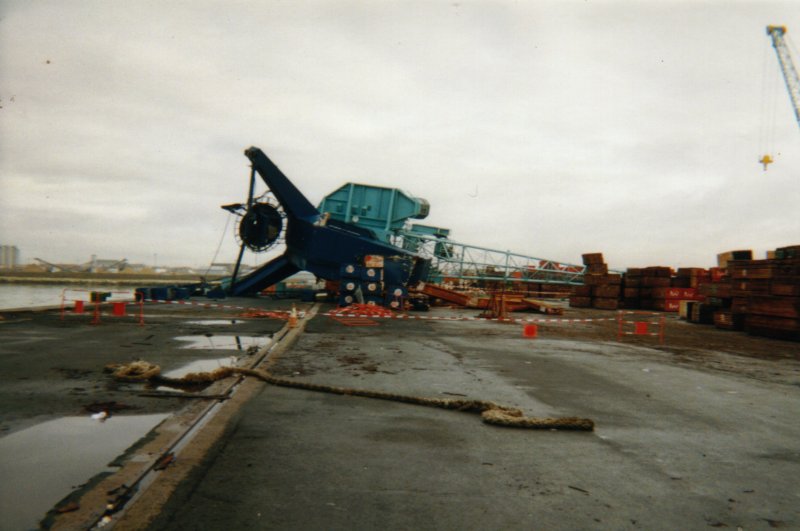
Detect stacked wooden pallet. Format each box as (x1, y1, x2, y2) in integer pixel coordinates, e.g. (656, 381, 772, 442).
(695, 276, 733, 327)
(650, 287, 702, 312)
(567, 246, 799, 343)
(673, 267, 711, 288)
(568, 283, 592, 308)
(686, 246, 800, 340)
(574, 257, 704, 312)
(696, 248, 751, 327)
(621, 268, 643, 308)
(568, 253, 597, 308)
(638, 267, 672, 310)
(690, 250, 767, 329)
(742, 246, 800, 340)
(590, 273, 622, 310)
(520, 283, 572, 298)
(621, 267, 704, 311)
(569, 253, 621, 309)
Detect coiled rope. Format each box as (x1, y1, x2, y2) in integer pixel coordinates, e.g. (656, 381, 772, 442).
(107, 361, 594, 431)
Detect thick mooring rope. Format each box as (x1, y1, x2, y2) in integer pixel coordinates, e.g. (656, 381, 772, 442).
(107, 361, 594, 431)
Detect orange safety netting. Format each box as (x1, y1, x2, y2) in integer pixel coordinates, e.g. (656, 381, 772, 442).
(238, 310, 290, 320)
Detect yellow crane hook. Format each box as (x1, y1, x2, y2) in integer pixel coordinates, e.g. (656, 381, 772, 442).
(759, 154, 774, 171)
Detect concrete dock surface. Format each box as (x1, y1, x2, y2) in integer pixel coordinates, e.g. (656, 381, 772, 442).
(2, 299, 800, 530)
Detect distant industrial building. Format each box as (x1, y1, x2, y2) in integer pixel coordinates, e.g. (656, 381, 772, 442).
(0, 245, 20, 269)
(87, 255, 128, 273)
(205, 263, 236, 276)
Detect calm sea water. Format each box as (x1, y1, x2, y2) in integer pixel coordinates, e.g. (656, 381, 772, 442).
(0, 284, 136, 310)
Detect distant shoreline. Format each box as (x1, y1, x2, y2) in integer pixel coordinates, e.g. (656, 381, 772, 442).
(0, 271, 224, 286)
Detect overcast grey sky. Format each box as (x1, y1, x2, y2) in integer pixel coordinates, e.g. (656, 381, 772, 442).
(1, 0, 799, 271)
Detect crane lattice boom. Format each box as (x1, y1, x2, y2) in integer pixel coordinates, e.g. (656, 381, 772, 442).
(767, 25, 800, 130)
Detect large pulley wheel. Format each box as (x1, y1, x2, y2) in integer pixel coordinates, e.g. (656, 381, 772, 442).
(239, 202, 283, 252)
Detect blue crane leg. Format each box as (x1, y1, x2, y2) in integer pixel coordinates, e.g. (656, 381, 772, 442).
(229, 255, 299, 296)
(244, 147, 321, 222)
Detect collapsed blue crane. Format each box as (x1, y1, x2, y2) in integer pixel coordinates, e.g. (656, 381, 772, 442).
(224, 147, 429, 296)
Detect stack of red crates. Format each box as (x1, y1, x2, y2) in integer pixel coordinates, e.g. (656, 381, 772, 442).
(622, 267, 704, 311)
(740, 246, 800, 340)
(687, 246, 800, 340)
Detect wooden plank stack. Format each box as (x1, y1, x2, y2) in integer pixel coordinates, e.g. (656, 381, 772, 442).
(521, 283, 572, 298)
(686, 246, 800, 340)
(716, 249, 753, 269)
(650, 287, 701, 312)
(591, 273, 622, 310)
(673, 267, 711, 288)
(693, 266, 733, 326)
(568, 246, 800, 343)
(742, 246, 800, 340)
(622, 268, 643, 308)
(621, 266, 703, 311)
(638, 267, 672, 310)
(569, 253, 621, 309)
(572, 255, 703, 312)
(691, 250, 772, 330)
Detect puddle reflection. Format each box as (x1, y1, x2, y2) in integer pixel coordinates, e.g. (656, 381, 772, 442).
(0, 414, 169, 531)
(175, 335, 271, 351)
(151, 357, 239, 393)
(162, 357, 237, 379)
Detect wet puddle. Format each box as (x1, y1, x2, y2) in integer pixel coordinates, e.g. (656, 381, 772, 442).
(0, 413, 169, 531)
(175, 335, 272, 351)
(151, 357, 240, 393)
(162, 357, 237, 379)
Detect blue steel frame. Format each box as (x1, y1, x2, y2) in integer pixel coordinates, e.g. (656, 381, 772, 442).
(228, 148, 428, 296)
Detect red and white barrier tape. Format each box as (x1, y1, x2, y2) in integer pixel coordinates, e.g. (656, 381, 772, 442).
(137, 298, 639, 325)
(319, 312, 619, 325)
